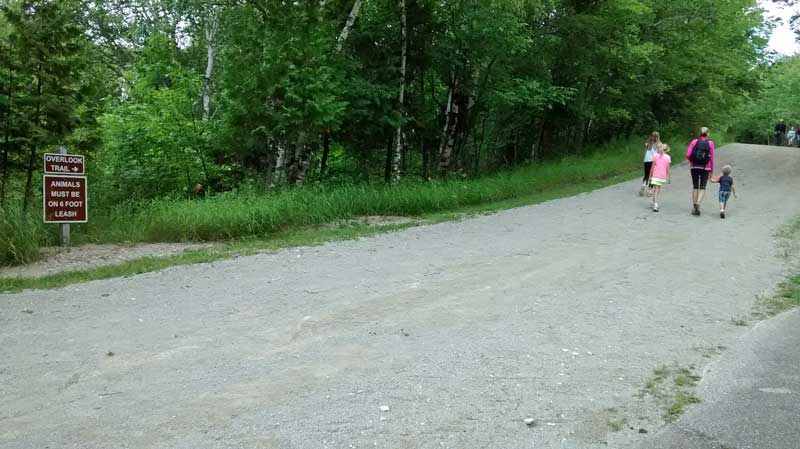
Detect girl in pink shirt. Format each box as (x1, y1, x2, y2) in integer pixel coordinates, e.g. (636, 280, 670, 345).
(648, 144, 671, 212)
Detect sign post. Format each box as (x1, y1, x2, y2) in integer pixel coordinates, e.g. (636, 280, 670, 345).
(43, 146, 87, 246)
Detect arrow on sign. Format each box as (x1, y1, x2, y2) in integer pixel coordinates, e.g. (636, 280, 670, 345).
(72, 167, 78, 172)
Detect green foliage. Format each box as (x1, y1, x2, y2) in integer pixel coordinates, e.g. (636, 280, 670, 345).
(97, 35, 212, 201)
(0, 202, 53, 266)
(0, 0, 91, 209)
(734, 56, 800, 144)
(0, 0, 780, 267)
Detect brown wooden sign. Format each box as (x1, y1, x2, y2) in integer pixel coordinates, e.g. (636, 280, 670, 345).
(43, 153, 85, 175)
(43, 175, 88, 223)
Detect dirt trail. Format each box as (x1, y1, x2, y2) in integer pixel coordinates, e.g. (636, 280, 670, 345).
(1, 144, 799, 449)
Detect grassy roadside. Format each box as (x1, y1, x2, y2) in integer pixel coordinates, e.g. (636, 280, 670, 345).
(756, 216, 800, 317)
(4, 135, 672, 267)
(0, 170, 639, 293)
(0, 222, 416, 292)
(2, 134, 732, 292)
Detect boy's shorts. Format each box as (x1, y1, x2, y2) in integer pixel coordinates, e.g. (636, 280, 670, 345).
(719, 190, 731, 203)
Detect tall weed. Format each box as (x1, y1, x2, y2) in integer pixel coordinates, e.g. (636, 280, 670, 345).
(106, 137, 651, 242)
(0, 204, 53, 266)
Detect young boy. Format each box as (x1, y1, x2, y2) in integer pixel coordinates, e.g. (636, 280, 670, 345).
(710, 165, 738, 219)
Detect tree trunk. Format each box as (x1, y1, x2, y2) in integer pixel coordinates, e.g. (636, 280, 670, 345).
(390, 0, 407, 183)
(265, 140, 276, 186)
(23, 72, 42, 211)
(202, 11, 218, 122)
(336, 0, 363, 53)
(582, 118, 592, 148)
(384, 139, 393, 183)
(0, 138, 8, 206)
(319, 130, 331, 179)
(474, 114, 488, 173)
(438, 76, 460, 174)
(421, 134, 428, 180)
(0, 66, 10, 205)
(271, 141, 287, 186)
(22, 145, 36, 211)
(287, 132, 310, 186)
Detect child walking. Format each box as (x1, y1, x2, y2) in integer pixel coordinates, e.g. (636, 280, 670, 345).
(640, 132, 661, 196)
(710, 165, 738, 219)
(648, 144, 671, 212)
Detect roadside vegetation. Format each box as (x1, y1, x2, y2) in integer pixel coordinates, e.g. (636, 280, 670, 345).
(0, 1, 770, 269)
(639, 364, 702, 423)
(2, 134, 690, 291)
(1, 134, 708, 270)
(734, 56, 800, 144)
(752, 216, 800, 317)
(765, 277, 800, 316)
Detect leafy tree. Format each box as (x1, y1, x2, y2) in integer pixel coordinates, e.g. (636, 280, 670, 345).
(97, 35, 212, 201)
(0, 0, 89, 210)
(733, 56, 800, 144)
(0, 0, 779, 208)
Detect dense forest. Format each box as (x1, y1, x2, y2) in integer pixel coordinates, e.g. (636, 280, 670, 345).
(0, 0, 795, 267)
(0, 0, 775, 199)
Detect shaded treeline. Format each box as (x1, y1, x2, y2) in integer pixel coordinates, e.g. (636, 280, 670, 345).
(0, 0, 771, 205)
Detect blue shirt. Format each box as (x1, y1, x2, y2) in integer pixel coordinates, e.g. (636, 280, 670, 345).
(719, 175, 733, 192)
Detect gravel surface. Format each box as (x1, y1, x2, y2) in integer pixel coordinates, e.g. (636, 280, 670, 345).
(1, 143, 799, 449)
(0, 243, 216, 279)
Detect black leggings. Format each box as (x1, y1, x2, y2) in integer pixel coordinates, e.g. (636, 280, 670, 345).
(691, 168, 710, 190)
(643, 162, 653, 184)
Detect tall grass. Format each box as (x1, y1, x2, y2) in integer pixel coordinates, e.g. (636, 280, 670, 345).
(0, 203, 54, 266)
(1, 135, 685, 266)
(102, 137, 647, 242)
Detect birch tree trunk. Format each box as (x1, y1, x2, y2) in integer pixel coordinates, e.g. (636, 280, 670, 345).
(336, 0, 363, 53)
(202, 10, 219, 122)
(271, 141, 287, 186)
(438, 76, 460, 174)
(390, 0, 407, 183)
(287, 132, 310, 185)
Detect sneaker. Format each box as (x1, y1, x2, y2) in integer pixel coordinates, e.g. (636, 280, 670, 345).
(653, 203, 659, 212)
(639, 186, 645, 197)
(693, 204, 700, 216)
(720, 211, 725, 219)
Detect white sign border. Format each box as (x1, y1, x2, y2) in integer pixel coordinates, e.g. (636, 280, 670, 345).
(43, 152, 85, 175)
(43, 174, 89, 224)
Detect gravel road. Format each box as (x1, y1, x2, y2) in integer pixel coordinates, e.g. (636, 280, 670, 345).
(1, 143, 799, 449)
